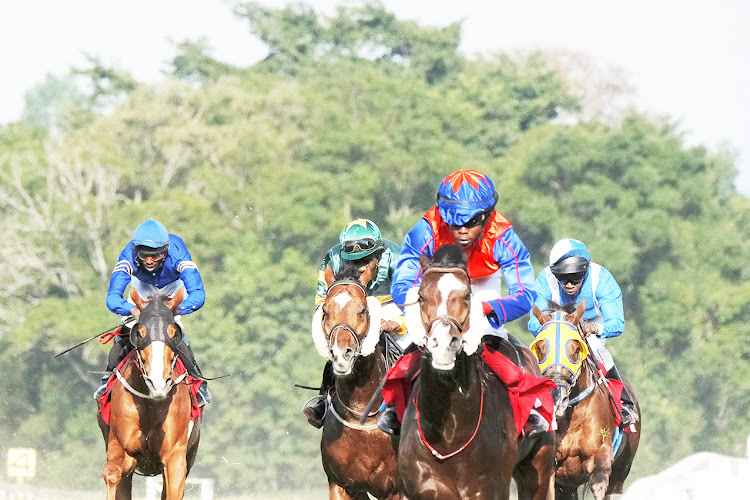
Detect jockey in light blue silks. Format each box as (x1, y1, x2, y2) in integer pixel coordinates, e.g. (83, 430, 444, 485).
(527, 238, 638, 426)
(94, 218, 210, 406)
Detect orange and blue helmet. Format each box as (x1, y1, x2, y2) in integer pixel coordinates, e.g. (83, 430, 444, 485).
(436, 170, 498, 226)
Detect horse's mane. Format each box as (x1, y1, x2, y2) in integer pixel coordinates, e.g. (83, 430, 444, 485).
(430, 244, 467, 270)
(545, 300, 576, 314)
(334, 264, 365, 283)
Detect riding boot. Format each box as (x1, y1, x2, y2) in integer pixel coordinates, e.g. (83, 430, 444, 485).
(94, 333, 133, 400)
(376, 405, 401, 436)
(176, 342, 211, 406)
(302, 361, 334, 429)
(522, 409, 550, 440)
(605, 365, 638, 427)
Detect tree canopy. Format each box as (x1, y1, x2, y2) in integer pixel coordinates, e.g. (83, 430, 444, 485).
(1, 1, 749, 494)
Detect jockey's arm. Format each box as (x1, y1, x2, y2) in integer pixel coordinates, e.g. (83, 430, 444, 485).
(177, 267, 205, 315)
(390, 220, 433, 309)
(106, 266, 135, 316)
(596, 269, 624, 338)
(483, 228, 537, 326)
(379, 300, 406, 335)
(527, 271, 553, 335)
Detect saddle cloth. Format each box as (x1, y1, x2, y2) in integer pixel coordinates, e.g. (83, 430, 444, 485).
(382, 348, 556, 436)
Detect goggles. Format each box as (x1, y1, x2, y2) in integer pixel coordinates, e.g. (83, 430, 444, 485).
(137, 250, 167, 263)
(342, 238, 379, 254)
(556, 273, 585, 285)
(451, 211, 487, 229)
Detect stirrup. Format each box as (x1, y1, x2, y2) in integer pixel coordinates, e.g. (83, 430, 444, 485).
(376, 406, 401, 436)
(93, 383, 108, 401)
(302, 395, 327, 429)
(620, 405, 638, 427)
(522, 410, 549, 439)
(197, 383, 211, 407)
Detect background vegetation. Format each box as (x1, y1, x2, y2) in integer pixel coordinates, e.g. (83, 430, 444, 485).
(1, 1, 749, 494)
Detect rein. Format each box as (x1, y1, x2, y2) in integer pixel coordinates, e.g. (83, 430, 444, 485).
(115, 348, 187, 400)
(415, 383, 485, 460)
(327, 391, 380, 431)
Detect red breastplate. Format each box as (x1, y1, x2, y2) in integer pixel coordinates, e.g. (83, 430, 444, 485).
(423, 207, 512, 279)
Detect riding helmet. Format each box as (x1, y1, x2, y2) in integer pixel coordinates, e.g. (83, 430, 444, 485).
(436, 169, 498, 226)
(133, 219, 170, 249)
(549, 238, 590, 277)
(339, 219, 384, 261)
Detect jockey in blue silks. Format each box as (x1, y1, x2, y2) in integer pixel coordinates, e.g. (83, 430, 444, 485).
(380, 169, 547, 436)
(527, 238, 638, 426)
(94, 218, 210, 406)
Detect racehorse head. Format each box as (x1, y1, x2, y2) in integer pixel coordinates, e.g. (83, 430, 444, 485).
(129, 289, 186, 400)
(312, 263, 381, 376)
(530, 300, 588, 416)
(404, 244, 486, 370)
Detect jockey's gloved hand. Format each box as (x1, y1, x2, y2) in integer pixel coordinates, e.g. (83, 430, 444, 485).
(482, 301, 502, 329)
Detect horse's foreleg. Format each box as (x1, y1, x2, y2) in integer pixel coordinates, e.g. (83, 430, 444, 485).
(162, 453, 188, 500)
(588, 446, 613, 500)
(328, 482, 355, 499)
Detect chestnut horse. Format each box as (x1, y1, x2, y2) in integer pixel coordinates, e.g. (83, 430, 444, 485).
(97, 290, 200, 500)
(311, 262, 399, 499)
(530, 301, 641, 500)
(397, 245, 555, 500)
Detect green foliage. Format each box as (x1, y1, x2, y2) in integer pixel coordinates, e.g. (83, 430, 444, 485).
(2, 0, 749, 494)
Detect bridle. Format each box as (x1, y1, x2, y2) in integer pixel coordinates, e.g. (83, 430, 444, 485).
(115, 335, 186, 400)
(420, 267, 471, 341)
(325, 280, 368, 357)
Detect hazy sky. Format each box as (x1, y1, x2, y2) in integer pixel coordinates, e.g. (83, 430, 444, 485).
(2, 0, 748, 194)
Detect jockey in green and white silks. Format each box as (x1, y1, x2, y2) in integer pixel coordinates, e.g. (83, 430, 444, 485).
(304, 219, 406, 429)
(527, 238, 638, 426)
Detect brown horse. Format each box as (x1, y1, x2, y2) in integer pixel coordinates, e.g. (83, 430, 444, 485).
(311, 262, 399, 499)
(97, 290, 200, 500)
(530, 302, 641, 500)
(397, 245, 555, 500)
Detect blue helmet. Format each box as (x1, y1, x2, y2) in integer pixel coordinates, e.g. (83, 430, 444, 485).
(133, 219, 169, 249)
(437, 170, 498, 226)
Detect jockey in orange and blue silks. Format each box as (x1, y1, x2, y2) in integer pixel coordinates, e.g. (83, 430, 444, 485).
(96, 218, 210, 406)
(527, 238, 638, 427)
(377, 169, 549, 437)
(390, 170, 537, 337)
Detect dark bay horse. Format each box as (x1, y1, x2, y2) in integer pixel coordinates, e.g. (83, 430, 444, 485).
(311, 262, 398, 499)
(530, 302, 641, 500)
(97, 289, 200, 500)
(397, 245, 555, 500)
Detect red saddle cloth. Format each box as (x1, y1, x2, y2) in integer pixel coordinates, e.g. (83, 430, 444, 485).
(98, 353, 204, 425)
(382, 348, 557, 436)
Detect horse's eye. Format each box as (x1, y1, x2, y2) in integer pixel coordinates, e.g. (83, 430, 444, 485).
(464, 293, 471, 302)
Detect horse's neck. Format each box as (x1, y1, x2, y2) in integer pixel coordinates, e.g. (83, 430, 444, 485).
(335, 343, 387, 411)
(418, 353, 481, 436)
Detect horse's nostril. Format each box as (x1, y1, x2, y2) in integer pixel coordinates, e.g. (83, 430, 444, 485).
(449, 337, 461, 350)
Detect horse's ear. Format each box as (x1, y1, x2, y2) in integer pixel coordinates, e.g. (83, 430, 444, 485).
(359, 259, 377, 288)
(418, 254, 431, 272)
(567, 299, 586, 326)
(166, 323, 183, 345)
(532, 305, 551, 325)
(163, 288, 185, 314)
(130, 288, 148, 311)
(324, 265, 335, 287)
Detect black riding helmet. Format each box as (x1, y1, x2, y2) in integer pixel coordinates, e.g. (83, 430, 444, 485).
(550, 256, 590, 278)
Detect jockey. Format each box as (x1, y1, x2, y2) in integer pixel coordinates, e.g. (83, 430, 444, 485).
(94, 218, 211, 406)
(381, 169, 546, 436)
(303, 218, 407, 428)
(527, 238, 638, 427)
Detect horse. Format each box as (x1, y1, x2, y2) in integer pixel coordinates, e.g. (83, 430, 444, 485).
(311, 261, 399, 499)
(396, 244, 555, 500)
(530, 301, 641, 500)
(97, 289, 200, 500)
